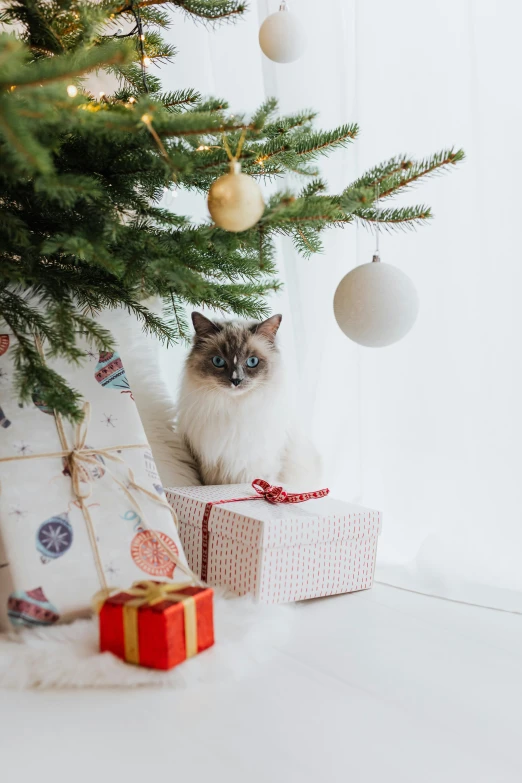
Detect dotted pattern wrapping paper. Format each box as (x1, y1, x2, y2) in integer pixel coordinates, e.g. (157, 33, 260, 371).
(166, 485, 382, 603)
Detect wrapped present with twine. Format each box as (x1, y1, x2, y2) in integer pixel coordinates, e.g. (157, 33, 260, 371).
(0, 334, 192, 631)
(96, 580, 214, 670)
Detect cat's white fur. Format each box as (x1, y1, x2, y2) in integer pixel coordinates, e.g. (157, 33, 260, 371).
(102, 305, 321, 489)
(177, 351, 320, 487)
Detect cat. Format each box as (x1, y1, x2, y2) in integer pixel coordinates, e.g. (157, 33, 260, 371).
(101, 304, 321, 489)
(175, 312, 321, 487)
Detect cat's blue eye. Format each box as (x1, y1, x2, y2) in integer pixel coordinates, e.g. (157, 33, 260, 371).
(212, 356, 226, 368)
(246, 356, 259, 368)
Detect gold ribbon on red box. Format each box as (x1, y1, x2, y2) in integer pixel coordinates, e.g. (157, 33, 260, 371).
(96, 580, 214, 668)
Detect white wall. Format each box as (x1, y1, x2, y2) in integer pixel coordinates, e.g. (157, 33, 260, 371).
(159, 0, 522, 609)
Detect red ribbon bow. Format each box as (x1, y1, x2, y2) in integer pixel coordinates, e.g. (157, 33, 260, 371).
(199, 478, 329, 582)
(250, 478, 329, 504)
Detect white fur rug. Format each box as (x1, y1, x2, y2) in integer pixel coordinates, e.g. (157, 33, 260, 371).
(0, 591, 293, 690)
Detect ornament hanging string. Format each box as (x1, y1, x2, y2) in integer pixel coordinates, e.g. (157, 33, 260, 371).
(141, 114, 178, 186)
(222, 128, 247, 164)
(141, 114, 169, 162)
(373, 183, 381, 263)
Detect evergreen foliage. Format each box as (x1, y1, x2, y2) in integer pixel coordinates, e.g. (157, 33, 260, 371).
(0, 0, 464, 419)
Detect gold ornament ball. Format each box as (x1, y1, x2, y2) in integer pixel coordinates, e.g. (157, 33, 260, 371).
(208, 161, 265, 232)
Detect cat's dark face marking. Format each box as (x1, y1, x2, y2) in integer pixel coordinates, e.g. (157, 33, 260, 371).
(187, 313, 282, 395)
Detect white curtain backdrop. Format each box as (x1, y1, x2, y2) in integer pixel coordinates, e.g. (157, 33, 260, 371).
(157, 0, 522, 612)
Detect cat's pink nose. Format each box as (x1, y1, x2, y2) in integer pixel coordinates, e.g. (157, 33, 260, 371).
(231, 378, 242, 387)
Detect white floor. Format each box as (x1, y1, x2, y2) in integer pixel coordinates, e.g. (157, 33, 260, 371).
(1, 583, 521, 783)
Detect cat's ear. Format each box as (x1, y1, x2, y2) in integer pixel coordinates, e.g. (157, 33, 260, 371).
(191, 312, 221, 339)
(252, 314, 282, 342)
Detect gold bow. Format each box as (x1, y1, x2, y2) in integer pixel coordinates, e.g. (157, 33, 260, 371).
(95, 580, 199, 664)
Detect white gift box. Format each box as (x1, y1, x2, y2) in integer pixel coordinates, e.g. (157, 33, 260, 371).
(0, 335, 188, 631)
(165, 484, 382, 603)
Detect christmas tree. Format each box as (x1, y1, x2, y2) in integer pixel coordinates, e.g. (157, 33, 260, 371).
(0, 0, 464, 419)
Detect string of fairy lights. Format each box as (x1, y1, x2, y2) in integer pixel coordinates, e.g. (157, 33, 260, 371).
(62, 4, 265, 226)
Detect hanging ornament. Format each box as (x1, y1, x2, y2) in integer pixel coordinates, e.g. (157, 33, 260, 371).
(0, 335, 9, 356)
(334, 190, 419, 347)
(207, 130, 265, 232)
(36, 512, 73, 563)
(259, 1, 306, 64)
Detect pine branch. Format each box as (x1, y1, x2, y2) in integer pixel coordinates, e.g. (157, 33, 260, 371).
(377, 148, 465, 199)
(353, 205, 433, 229)
(0, 38, 133, 89)
(158, 87, 201, 111)
(0, 3, 464, 416)
(114, 0, 247, 21)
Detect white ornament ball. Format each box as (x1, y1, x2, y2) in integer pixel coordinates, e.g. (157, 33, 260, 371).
(259, 9, 306, 64)
(333, 261, 419, 347)
(207, 161, 265, 232)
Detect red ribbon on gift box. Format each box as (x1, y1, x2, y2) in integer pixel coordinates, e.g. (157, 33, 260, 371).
(200, 479, 329, 582)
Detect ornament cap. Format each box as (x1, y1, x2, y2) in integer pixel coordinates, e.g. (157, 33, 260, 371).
(229, 160, 241, 175)
(372, 253, 381, 263)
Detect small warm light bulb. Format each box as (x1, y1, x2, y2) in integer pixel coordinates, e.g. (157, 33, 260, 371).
(67, 84, 78, 97)
(142, 56, 151, 67)
(128, 96, 136, 104)
(140, 34, 145, 41)
(99, 91, 105, 98)
(141, 113, 151, 124)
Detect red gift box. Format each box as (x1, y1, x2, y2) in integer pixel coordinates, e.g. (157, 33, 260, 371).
(98, 581, 214, 670)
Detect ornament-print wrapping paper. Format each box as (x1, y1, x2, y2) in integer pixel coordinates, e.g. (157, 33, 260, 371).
(165, 485, 382, 604)
(0, 335, 188, 631)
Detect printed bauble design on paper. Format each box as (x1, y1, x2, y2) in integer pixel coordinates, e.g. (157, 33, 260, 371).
(36, 512, 73, 563)
(144, 449, 158, 479)
(9, 506, 27, 520)
(104, 561, 120, 580)
(0, 335, 9, 356)
(14, 441, 32, 456)
(7, 587, 60, 627)
(32, 387, 54, 416)
(0, 405, 11, 429)
(100, 413, 117, 428)
(144, 449, 164, 494)
(94, 352, 132, 397)
(131, 529, 179, 579)
(122, 509, 143, 530)
(62, 447, 105, 481)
